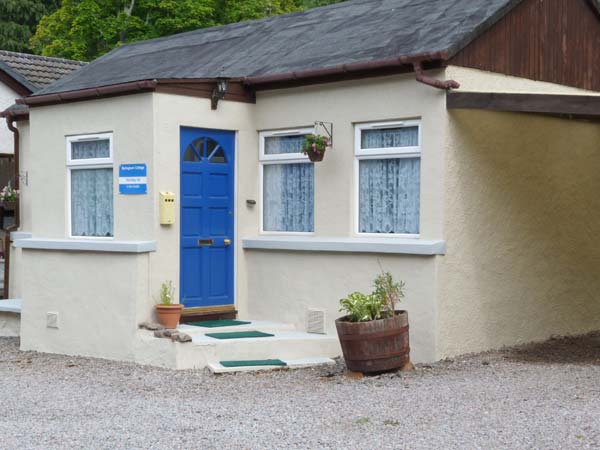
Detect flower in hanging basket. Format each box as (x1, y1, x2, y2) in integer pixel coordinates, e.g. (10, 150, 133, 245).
(302, 134, 331, 162)
(0, 185, 18, 203)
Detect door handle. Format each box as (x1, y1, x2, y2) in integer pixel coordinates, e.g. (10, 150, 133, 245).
(224, 238, 231, 246)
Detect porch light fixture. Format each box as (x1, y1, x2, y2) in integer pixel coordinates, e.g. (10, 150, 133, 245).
(211, 79, 229, 110)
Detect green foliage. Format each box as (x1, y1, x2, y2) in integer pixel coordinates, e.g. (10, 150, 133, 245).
(0, 0, 58, 52)
(30, 0, 348, 61)
(302, 134, 330, 155)
(31, 0, 218, 61)
(373, 271, 405, 315)
(339, 272, 405, 323)
(339, 292, 385, 323)
(157, 280, 175, 305)
(216, 0, 299, 24)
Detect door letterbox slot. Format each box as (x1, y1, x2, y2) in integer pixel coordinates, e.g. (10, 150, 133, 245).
(198, 239, 214, 247)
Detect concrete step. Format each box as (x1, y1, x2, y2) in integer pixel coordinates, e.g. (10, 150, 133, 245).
(208, 357, 336, 374)
(178, 320, 295, 336)
(134, 327, 342, 371)
(193, 330, 341, 362)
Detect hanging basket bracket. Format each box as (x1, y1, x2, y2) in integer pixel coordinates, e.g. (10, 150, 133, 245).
(314, 121, 333, 146)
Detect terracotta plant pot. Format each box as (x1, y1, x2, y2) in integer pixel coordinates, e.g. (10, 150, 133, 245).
(335, 311, 410, 374)
(305, 148, 326, 162)
(155, 304, 184, 329)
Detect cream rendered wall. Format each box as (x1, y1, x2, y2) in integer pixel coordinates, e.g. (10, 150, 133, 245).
(27, 94, 155, 240)
(245, 73, 449, 362)
(20, 250, 150, 360)
(446, 66, 600, 95)
(0, 81, 19, 154)
(436, 67, 600, 358)
(151, 73, 448, 363)
(19, 94, 155, 360)
(255, 73, 447, 240)
(437, 66, 600, 359)
(151, 93, 256, 318)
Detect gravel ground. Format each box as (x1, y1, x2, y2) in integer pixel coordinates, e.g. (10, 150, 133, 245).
(1, 334, 599, 450)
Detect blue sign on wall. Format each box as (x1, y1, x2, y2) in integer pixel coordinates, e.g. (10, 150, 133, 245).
(119, 163, 147, 195)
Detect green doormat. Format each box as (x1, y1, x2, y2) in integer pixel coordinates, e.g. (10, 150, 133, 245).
(188, 320, 251, 328)
(220, 359, 287, 368)
(205, 331, 274, 340)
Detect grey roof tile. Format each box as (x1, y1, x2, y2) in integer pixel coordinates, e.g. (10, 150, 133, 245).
(35, 0, 522, 96)
(0, 50, 86, 92)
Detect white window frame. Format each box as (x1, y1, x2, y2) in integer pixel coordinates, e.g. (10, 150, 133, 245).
(354, 120, 422, 238)
(259, 128, 315, 235)
(66, 132, 114, 239)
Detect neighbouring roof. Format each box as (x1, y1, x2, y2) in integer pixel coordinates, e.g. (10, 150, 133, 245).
(0, 50, 86, 93)
(33, 0, 524, 97)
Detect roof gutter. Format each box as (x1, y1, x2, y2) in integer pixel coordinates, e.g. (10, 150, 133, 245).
(413, 61, 460, 90)
(0, 106, 29, 121)
(18, 79, 158, 106)
(243, 52, 460, 90)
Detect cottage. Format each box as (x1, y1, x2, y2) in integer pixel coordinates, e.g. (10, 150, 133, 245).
(2, 0, 599, 370)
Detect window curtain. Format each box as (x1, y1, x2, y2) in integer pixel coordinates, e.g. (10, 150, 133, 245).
(71, 168, 114, 237)
(263, 163, 314, 232)
(361, 126, 418, 149)
(264, 135, 305, 154)
(359, 158, 420, 234)
(71, 139, 110, 159)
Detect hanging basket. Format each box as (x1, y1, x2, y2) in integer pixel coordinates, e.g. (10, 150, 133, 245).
(0, 201, 17, 211)
(305, 148, 326, 162)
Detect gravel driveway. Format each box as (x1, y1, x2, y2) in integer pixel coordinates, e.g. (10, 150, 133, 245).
(1, 334, 599, 450)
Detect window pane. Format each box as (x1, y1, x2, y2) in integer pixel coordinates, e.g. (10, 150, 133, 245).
(264, 135, 305, 155)
(263, 163, 314, 232)
(71, 139, 110, 160)
(361, 126, 419, 149)
(359, 158, 420, 234)
(71, 168, 114, 237)
(183, 145, 200, 162)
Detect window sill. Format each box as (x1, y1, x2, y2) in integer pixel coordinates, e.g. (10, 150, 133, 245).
(13, 237, 156, 253)
(242, 236, 446, 255)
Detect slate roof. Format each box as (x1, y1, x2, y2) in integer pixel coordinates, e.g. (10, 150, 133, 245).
(0, 50, 86, 92)
(34, 0, 525, 96)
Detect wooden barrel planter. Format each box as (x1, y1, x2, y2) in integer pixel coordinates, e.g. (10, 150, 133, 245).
(335, 311, 410, 374)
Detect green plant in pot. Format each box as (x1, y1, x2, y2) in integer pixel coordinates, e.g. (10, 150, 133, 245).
(155, 281, 184, 329)
(336, 272, 411, 374)
(302, 134, 330, 162)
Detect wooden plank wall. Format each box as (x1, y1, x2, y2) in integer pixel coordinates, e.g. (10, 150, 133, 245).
(450, 0, 600, 92)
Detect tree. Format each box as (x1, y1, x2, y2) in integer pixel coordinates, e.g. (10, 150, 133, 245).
(216, 0, 300, 24)
(31, 0, 218, 60)
(31, 0, 347, 61)
(0, 0, 59, 53)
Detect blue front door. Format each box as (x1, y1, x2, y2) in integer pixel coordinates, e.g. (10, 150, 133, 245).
(180, 127, 235, 308)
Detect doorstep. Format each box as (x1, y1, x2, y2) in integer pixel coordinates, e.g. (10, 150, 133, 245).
(134, 320, 342, 371)
(180, 306, 237, 323)
(208, 357, 336, 374)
